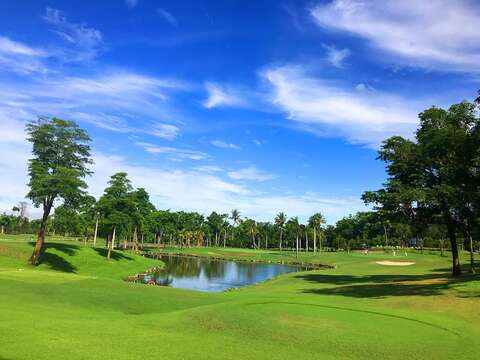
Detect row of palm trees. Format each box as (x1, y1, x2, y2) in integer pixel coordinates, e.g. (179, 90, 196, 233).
(228, 209, 326, 256)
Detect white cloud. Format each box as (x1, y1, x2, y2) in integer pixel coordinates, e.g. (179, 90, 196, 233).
(194, 165, 224, 173)
(202, 82, 245, 109)
(311, 0, 480, 72)
(0, 36, 47, 74)
(157, 8, 178, 26)
(263, 64, 423, 147)
(323, 44, 350, 68)
(88, 153, 363, 224)
(227, 167, 276, 182)
(210, 140, 240, 150)
(134, 142, 207, 161)
(43, 7, 103, 62)
(0, 70, 187, 139)
(150, 123, 180, 140)
(0, 114, 366, 224)
(125, 0, 138, 9)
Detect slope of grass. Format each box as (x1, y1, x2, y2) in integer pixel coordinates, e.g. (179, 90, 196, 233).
(1, 234, 479, 360)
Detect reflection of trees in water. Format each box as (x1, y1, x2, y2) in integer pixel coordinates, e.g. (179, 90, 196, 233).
(161, 255, 202, 277)
(236, 262, 258, 282)
(160, 255, 228, 279)
(155, 255, 300, 286)
(201, 260, 227, 279)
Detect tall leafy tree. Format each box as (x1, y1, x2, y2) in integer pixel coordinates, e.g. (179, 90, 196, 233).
(26, 117, 92, 265)
(230, 209, 241, 244)
(308, 212, 326, 254)
(97, 172, 135, 259)
(274, 212, 287, 251)
(364, 101, 480, 275)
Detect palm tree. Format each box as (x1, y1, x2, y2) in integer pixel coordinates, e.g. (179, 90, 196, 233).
(230, 209, 241, 245)
(309, 212, 326, 255)
(275, 212, 287, 251)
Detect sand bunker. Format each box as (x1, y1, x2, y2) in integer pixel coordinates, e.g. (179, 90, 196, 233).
(376, 261, 415, 266)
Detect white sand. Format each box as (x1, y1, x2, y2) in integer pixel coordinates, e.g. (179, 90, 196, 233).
(376, 261, 415, 266)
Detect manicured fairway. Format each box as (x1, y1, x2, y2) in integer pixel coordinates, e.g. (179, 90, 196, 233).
(1, 235, 479, 359)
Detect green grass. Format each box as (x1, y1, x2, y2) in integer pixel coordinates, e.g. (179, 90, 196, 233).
(1, 234, 479, 359)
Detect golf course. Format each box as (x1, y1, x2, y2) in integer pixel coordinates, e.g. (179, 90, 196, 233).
(1, 234, 479, 360)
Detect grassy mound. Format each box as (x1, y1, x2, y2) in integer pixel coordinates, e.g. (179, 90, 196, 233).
(1, 235, 479, 359)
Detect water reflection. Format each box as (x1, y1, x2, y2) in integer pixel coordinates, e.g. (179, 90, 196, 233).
(136, 255, 305, 292)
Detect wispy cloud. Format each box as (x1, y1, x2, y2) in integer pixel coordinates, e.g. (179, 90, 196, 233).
(135, 142, 207, 161)
(210, 140, 240, 150)
(0, 113, 366, 223)
(323, 44, 350, 68)
(194, 165, 224, 173)
(0, 70, 187, 138)
(263, 64, 423, 147)
(157, 8, 178, 27)
(202, 82, 245, 109)
(150, 123, 180, 140)
(311, 0, 480, 72)
(125, 0, 139, 9)
(0, 36, 47, 74)
(43, 7, 103, 62)
(227, 167, 276, 182)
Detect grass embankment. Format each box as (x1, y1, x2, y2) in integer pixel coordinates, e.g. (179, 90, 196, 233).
(1, 234, 480, 360)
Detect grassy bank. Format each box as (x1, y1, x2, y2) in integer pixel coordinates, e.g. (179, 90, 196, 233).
(1, 234, 479, 359)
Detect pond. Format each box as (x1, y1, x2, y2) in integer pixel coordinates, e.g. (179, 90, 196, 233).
(133, 254, 308, 292)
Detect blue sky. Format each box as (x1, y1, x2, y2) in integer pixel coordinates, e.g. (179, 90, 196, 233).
(0, 0, 479, 223)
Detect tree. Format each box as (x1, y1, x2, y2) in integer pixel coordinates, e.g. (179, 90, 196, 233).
(364, 101, 480, 275)
(309, 212, 326, 255)
(230, 209, 241, 244)
(97, 173, 135, 260)
(26, 117, 92, 265)
(275, 212, 287, 251)
(286, 217, 300, 257)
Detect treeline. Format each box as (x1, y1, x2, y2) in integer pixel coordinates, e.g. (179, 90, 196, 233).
(4, 191, 474, 254)
(6, 96, 480, 274)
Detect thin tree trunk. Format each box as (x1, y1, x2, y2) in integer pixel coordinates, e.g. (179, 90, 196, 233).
(223, 229, 226, 248)
(1, 225, 4, 234)
(305, 231, 308, 252)
(30, 201, 53, 266)
(93, 216, 99, 247)
(296, 233, 299, 258)
(107, 226, 116, 260)
(465, 228, 475, 274)
(279, 228, 283, 251)
(313, 227, 316, 255)
(444, 211, 461, 276)
(383, 224, 388, 248)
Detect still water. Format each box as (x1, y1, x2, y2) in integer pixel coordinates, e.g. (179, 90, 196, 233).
(137, 254, 306, 292)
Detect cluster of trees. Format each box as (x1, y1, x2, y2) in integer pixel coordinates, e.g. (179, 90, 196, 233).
(363, 98, 480, 275)
(8, 95, 480, 275)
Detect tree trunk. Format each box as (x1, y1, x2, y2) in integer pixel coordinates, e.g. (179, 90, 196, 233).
(30, 201, 53, 266)
(444, 212, 461, 276)
(279, 228, 283, 251)
(107, 226, 116, 260)
(223, 229, 226, 248)
(465, 228, 475, 274)
(296, 233, 299, 258)
(313, 227, 316, 255)
(93, 216, 99, 247)
(132, 226, 139, 254)
(1, 225, 4, 234)
(383, 224, 388, 248)
(305, 231, 308, 252)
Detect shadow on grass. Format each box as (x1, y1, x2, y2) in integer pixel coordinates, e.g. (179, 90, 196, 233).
(28, 242, 80, 273)
(93, 248, 134, 261)
(297, 265, 480, 299)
